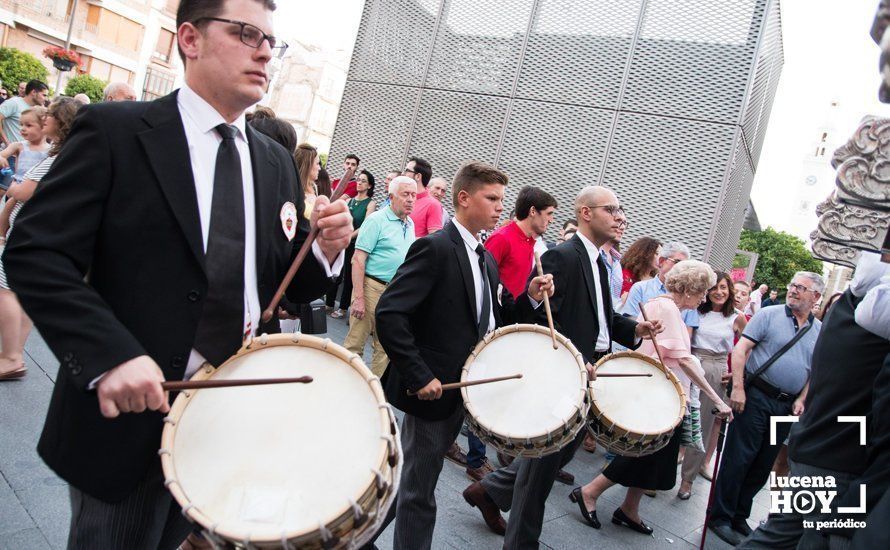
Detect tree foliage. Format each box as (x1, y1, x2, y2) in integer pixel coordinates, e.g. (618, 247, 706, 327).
(0, 48, 49, 91)
(64, 74, 107, 103)
(738, 227, 823, 293)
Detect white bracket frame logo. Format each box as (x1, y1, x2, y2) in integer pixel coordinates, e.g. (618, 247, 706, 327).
(770, 415, 867, 513)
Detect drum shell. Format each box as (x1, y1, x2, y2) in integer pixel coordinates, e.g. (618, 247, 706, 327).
(586, 351, 686, 458)
(160, 333, 401, 549)
(461, 324, 590, 458)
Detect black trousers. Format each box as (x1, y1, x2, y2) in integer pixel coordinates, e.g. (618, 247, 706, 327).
(326, 241, 356, 309)
(710, 385, 793, 526)
(67, 467, 192, 550)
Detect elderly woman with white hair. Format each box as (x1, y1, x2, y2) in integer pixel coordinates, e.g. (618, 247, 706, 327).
(570, 260, 733, 535)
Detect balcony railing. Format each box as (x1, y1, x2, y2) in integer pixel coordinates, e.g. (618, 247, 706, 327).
(0, 0, 87, 35)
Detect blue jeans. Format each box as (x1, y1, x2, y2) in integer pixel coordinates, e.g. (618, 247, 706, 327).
(467, 431, 486, 469)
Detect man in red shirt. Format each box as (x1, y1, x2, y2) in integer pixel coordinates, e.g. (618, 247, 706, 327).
(482, 185, 576, 484)
(405, 157, 442, 237)
(331, 153, 360, 197)
(485, 186, 557, 298)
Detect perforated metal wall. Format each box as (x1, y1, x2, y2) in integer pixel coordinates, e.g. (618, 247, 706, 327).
(329, 0, 783, 269)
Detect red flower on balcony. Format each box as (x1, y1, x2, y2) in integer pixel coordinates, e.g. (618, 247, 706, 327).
(42, 46, 82, 70)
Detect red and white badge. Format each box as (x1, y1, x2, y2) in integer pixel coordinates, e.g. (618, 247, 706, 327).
(280, 202, 297, 241)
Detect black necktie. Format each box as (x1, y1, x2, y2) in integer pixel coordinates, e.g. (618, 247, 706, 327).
(475, 244, 491, 339)
(193, 124, 246, 366)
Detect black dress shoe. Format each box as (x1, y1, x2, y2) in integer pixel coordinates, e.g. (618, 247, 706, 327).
(569, 487, 600, 529)
(555, 469, 574, 485)
(732, 520, 753, 537)
(611, 508, 653, 535)
(708, 522, 743, 546)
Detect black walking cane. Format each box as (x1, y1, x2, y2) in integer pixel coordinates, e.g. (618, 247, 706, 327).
(699, 410, 729, 549)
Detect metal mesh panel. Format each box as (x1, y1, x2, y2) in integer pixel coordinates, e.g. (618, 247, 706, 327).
(346, 0, 442, 86)
(327, 82, 420, 201)
(407, 89, 511, 183)
(748, 0, 784, 168)
(622, 0, 765, 123)
(330, 0, 784, 265)
(706, 130, 756, 270)
(602, 112, 737, 260)
(498, 100, 615, 227)
(425, 0, 534, 95)
(514, 0, 643, 109)
(740, 0, 783, 169)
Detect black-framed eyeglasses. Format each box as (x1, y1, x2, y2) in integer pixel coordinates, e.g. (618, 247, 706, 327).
(787, 283, 815, 294)
(403, 169, 416, 175)
(586, 204, 625, 217)
(196, 17, 288, 54)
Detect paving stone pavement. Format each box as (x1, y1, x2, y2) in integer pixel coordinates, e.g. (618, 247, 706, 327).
(0, 308, 772, 549)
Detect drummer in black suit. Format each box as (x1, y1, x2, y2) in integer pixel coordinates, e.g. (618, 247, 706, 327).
(373, 161, 554, 549)
(463, 186, 662, 548)
(4, 1, 353, 548)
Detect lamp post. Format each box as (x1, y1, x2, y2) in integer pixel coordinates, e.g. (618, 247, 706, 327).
(55, 0, 80, 96)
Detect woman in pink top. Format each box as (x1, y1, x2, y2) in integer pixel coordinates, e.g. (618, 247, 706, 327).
(569, 260, 733, 534)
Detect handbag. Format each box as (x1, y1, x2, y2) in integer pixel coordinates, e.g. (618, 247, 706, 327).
(680, 406, 704, 451)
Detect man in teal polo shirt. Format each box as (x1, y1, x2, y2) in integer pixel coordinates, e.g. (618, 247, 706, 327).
(344, 176, 417, 376)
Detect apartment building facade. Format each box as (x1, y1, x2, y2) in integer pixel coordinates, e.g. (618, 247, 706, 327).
(0, 0, 180, 99)
(263, 41, 349, 153)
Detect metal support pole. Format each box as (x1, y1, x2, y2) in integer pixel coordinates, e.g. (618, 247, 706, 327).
(55, 0, 79, 97)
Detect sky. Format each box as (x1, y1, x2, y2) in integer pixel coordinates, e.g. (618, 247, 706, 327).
(273, 0, 889, 237)
(750, 0, 890, 236)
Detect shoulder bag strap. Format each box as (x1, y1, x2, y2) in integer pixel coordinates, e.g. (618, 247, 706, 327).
(744, 318, 814, 389)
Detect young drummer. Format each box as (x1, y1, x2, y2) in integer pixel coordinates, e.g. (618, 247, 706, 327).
(373, 161, 553, 549)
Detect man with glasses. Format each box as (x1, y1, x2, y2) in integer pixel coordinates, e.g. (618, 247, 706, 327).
(343, 176, 417, 377)
(622, 241, 700, 332)
(708, 272, 824, 545)
(5, 1, 352, 547)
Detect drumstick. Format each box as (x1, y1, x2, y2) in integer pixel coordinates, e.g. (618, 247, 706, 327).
(638, 301, 670, 379)
(407, 374, 522, 395)
(161, 376, 313, 391)
(262, 167, 356, 323)
(595, 373, 653, 378)
(533, 250, 558, 350)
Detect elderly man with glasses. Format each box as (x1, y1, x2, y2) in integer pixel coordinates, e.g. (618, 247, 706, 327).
(707, 272, 825, 546)
(622, 241, 700, 333)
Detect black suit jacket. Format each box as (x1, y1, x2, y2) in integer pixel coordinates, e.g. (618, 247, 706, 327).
(4, 92, 332, 502)
(533, 235, 639, 363)
(376, 221, 531, 420)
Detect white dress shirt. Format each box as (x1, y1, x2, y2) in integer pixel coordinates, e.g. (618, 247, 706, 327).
(576, 232, 611, 352)
(856, 275, 890, 340)
(178, 85, 341, 378)
(452, 219, 496, 333)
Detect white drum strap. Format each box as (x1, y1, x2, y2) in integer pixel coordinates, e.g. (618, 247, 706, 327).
(279, 532, 295, 550)
(345, 498, 364, 549)
(201, 524, 225, 549)
(318, 521, 338, 549)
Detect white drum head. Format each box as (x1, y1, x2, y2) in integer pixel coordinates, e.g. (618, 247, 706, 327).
(465, 329, 585, 438)
(591, 355, 683, 435)
(168, 344, 388, 541)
